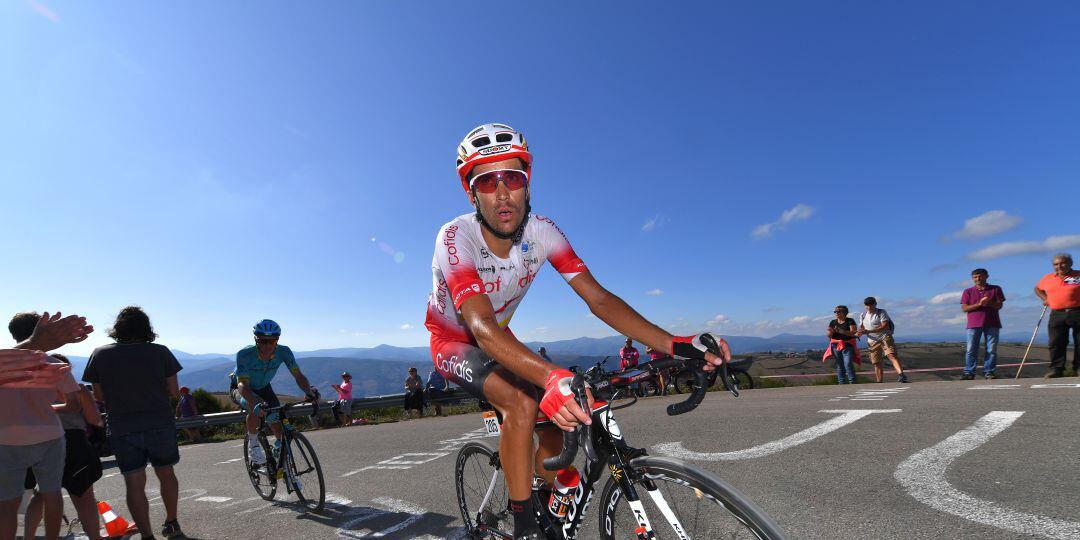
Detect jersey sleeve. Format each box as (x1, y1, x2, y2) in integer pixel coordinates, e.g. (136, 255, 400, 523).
(535, 215, 588, 282)
(434, 222, 485, 309)
(280, 346, 300, 374)
(961, 289, 972, 305)
(234, 349, 251, 384)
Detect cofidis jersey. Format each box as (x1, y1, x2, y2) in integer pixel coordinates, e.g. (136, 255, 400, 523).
(425, 213, 587, 344)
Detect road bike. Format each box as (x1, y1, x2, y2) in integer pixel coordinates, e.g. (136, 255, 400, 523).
(674, 356, 755, 394)
(243, 400, 326, 513)
(454, 337, 787, 539)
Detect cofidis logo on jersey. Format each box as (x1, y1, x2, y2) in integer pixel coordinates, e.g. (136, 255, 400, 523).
(435, 353, 473, 383)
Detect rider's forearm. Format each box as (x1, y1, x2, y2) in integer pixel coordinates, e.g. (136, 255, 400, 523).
(468, 311, 554, 387)
(295, 374, 312, 395)
(586, 289, 672, 356)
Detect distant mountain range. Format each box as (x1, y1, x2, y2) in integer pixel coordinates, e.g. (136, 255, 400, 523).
(58, 331, 1045, 397)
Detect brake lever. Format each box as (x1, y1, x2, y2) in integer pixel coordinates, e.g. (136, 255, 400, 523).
(699, 334, 739, 398)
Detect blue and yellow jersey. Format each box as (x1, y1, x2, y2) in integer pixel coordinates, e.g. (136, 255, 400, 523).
(234, 344, 300, 390)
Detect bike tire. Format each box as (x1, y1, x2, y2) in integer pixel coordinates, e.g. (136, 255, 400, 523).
(730, 368, 754, 390)
(454, 441, 511, 539)
(287, 432, 326, 513)
(598, 456, 787, 540)
(243, 434, 277, 501)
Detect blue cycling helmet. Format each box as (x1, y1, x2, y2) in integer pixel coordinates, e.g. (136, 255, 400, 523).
(253, 319, 282, 337)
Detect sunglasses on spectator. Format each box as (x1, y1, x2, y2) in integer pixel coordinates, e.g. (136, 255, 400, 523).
(470, 169, 529, 194)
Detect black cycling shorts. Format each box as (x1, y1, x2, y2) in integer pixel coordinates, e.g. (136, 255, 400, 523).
(429, 337, 500, 400)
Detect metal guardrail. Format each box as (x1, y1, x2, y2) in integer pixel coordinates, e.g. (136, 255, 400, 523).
(175, 389, 474, 429)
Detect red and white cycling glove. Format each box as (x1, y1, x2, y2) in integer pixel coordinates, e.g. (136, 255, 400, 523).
(672, 333, 726, 361)
(539, 368, 576, 419)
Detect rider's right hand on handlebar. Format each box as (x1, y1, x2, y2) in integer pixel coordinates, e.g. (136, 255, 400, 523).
(540, 369, 593, 432)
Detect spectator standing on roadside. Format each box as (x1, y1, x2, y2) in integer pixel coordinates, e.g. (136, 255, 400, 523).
(1034, 253, 1080, 378)
(23, 354, 104, 540)
(331, 372, 354, 427)
(961, 268, 1006, 380)
(857, 297, 909, 383)
(537, 346, 551, 362)
(824, 306, 860, 384)
(0, 311, 94, 540)
(619, 337, 640, 370)
(175, 386, 201, 443)
(425, 369, 449, 417)
(82, 306, 185, 539)
(644, 346, 670, 395)
(403, 367, 424, 419)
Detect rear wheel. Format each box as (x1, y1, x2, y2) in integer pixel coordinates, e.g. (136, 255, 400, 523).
(286, 432, 325, 513)
(243, 433, 276, 501)
(599, 456, 786, 539)
(455, 441, 511, 538)
(729, 368, 754, 390)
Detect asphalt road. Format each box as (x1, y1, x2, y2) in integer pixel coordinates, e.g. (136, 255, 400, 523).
(32, 378, 1080, 539)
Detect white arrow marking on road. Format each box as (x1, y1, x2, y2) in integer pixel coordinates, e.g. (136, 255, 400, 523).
(653, 409, 900, 460)
(895, 411, 1080, 539)
(370, 497, 426, 537)
(195, 496, 232, 503)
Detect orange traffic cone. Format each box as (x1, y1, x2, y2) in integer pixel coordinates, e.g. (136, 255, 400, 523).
(98, 501, 136, 538)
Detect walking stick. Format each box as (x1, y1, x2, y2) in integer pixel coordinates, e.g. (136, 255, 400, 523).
(1014, 305, 1049, 380)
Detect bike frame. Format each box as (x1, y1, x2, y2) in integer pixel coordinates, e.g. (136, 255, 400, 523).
(256, 405, 304, 494)
(473, 400, 692, 540)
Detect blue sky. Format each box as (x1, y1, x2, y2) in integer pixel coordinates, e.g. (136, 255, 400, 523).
(2, 1, 1077, 356)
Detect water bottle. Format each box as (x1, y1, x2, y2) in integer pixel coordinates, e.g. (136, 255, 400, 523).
(547, 466, 580, 519)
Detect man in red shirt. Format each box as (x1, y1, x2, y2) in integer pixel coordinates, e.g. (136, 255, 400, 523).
(618, 338, 640, 370)
(1034, 253, 1080, 378)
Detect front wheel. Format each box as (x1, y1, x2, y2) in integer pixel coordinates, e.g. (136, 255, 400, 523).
(598, 456, 787, 539)
(729, 368, 754, 390)
(455, 441, 511, 538)
(243, 434, 276, 501)
(286, 432, 325, 513)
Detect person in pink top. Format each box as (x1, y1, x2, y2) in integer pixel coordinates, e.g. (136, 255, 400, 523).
(0, 311, 94, 540)
(618, 338, 640, 370)
(331, 372, 354, 427)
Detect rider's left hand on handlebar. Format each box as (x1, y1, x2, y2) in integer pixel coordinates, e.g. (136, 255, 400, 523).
(672, 332, 732, 372)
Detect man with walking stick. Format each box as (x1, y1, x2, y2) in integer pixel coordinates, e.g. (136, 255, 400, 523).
(1034, 253, 1080, 378)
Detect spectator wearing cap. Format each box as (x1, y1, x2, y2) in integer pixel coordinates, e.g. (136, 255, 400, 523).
(331, 373, 354, 427)
(425, 369, 449, 417)
(960, 268, 1006, 380)
(403, 367, 424, 419)
(856, 297, 909, 383)
(175, 386, 201, 443)
(1035, 253, 1080, 378)
(824, 305, 860, 384)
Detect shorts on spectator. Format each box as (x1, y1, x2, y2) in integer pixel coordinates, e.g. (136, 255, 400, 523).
(0, 436, 65, 500)
(111, 427, 180, 475)
(335, 398, 353, 417)
(63, 429, 103, 497)
(868, 336, 897, 365)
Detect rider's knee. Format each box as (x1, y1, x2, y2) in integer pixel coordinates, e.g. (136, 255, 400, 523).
(497, 387, 539, 430)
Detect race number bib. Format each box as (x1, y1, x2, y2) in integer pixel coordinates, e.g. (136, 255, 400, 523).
(482, 410, 501, 435)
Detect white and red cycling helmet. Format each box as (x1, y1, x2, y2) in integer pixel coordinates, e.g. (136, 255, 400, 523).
(455, 123, 532, 194)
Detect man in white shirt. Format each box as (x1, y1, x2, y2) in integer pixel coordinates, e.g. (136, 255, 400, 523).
(857, 297, 909, 383)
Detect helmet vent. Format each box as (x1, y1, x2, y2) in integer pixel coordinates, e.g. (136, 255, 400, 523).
(495, 133, 513, 143)
(471, 136, 491, 148)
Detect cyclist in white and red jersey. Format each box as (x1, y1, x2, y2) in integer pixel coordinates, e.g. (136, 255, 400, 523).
(425, 122, 731, 539)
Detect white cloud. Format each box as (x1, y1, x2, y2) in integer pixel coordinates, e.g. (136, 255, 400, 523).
(642, 216, 662, 232)
(645, 288, 664, 296)
(788, 315, 812, 324)
(942, 315, 968, 325)
(929, 291, 963, 305)
(705, 314, 730, 328)
(966, 235, 1080, 260)
(399, 323, 412, 330)
(752, 203, 814, 239)
(954, 210, 1022, 239)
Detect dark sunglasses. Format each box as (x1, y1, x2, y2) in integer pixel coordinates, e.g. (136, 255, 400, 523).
(255, 337, 278, 344)
(470, 169, 529, 194)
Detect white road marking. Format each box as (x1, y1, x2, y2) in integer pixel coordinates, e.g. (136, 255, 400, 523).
(340, 425, 489, 477)
(231, 443, 245, 448)
(654, 409, 901, 460)
(216, 458, 243, 465)
(195, 496, 232, 503)
(370, 497, 426, 537)
(1031, 383, 1080, 389)
(968, 385, 1021, 390)
(895, 411, 1080, 539)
